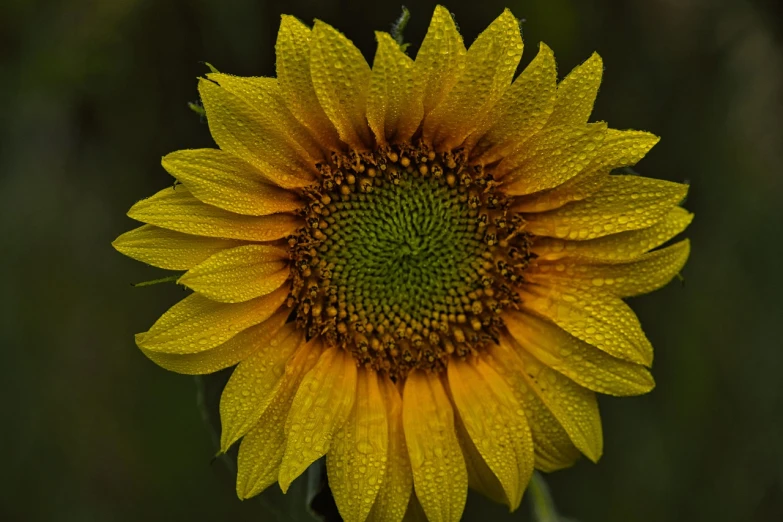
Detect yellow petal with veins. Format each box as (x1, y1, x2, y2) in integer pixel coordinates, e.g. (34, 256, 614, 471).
(518, 282, 653, 365)
(141, 308, 289, 375)
(367, 378, 412, 522)
(219, 323, 304, 451)
(136, 285, 288, 355)
(467, 42, 557, 164)
(112, 224, 244, 270)
(505, 310, 655, 396)
(529, 239, 690, 298)
(508, 341, 603, 462)
(547, 52, 603, 127)
(484, 341, 584, 470)
(593, 129, 660, 171)
(523, 176, 689, 240)
(424, 9, 523, 150)
(178, 244, 289, 303)
(414, 6, 466, 117)
(367, 32, 422, 145)
(198, 79, 316, 188)
(498, 123, 607, 194)
(127, 186, 301, 241)
(533, 207, 694, 261)
(515, 129, 660, 213)
(161, 149, 302, 216)
(207, 74, 325, 164)
(455, 419, 507, 505)
(328, 368, 388, 522)
(279, 347, 358, 492)
(403, 370, 467, 522)
(276, 15, 341, 151)
(310, 20, 373, 150)
(236, 339, 323, 499)
(448, 358, 533, 510)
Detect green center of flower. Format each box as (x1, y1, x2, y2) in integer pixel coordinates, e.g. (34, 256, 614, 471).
(326, 173, 485, 323)
(289, 145, 532, 379)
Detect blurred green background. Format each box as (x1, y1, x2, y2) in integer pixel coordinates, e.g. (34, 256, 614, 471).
(2, 0, 782, 520)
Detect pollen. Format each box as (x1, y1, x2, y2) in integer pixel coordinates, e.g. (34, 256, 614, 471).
(289, 143, 533, 378)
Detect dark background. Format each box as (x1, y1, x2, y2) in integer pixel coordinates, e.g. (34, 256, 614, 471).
(2, 0, 782, 520)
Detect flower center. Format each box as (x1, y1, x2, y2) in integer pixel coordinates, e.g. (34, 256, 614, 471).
(289, 144, 532, 379)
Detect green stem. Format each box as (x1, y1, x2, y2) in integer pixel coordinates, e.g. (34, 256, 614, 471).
(187, 101, 206, 117)
(131, 274, 181, 287)
(530, 471, 560, 522)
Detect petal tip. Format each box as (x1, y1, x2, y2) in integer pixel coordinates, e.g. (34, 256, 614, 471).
(584, 448, 603, 464)
(433, 4, 452, 16)
(134, 331, 149, 348)
(277, 470, 293, 494)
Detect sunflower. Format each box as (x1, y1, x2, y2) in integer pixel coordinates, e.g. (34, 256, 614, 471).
(113, 5, 691, 522)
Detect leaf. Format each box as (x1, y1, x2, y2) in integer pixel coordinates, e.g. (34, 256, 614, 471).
(195, 371, 323, 521)
(390, 6, 411, 49)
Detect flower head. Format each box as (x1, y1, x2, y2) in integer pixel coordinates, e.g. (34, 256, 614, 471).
(114, 6, 691, 522)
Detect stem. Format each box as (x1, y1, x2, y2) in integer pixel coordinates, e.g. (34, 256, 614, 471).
(188, 101, 206, 117)
(530, 472, 560, 522)
(131, 274, 181, 287)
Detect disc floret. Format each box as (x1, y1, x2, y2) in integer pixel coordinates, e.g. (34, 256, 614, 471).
(289, 143, 533, 379)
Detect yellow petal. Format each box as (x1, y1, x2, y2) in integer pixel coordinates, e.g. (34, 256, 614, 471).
(367, 32, 422, 145)
(456, 420, 507, 505)
(507, 340, 603, 462)
(523, 175, 689, 240)
(528, 239, 690, 298)
(198, 79, 316, 189)
(178, 244, 289, 303)
(532, 206, 694, 262)
(136, 285, 288, 355)
(279, 347, 358, 492)
(112, 224, 244, 270)
(593, 129, 660, 170)
(498, 123, 607, 195)
(276, 15, 342, 151)
(547, 53, 603, 127)
(127, 186, 301, 241)
(310, 20, 373, 150)
(518, 175, 607, 215)
(467, 42, 557, 164)
(219, 323, 304, 451)
(161, 149, 302, 216)
(504, 310, 655, 396)
(424, 9, 523, 150)
(207, 74, 324, 164)
(402, 370, 467, 522)
(514, 129, 660, 213)
(328, 368, 388, 522)
(518, 282, 652, 365)
(414, 6, 466, 117)
(484, 342, 583, 471)
(236, 338, 323, 499)
(367, 378, 412, 522)
(448, 358, 533, 510)
(141, 308, 289, 375)
(517, 171, 608, 215)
